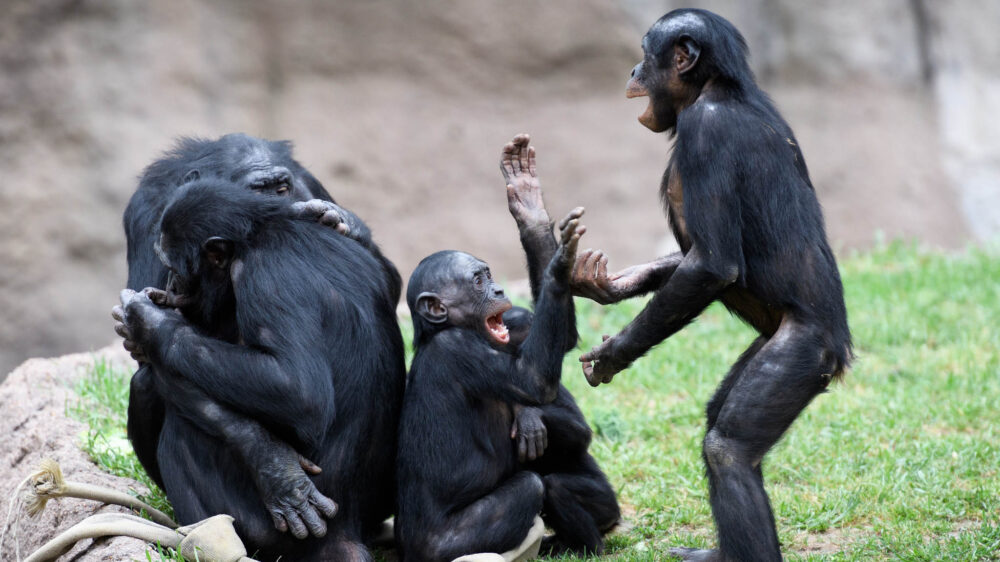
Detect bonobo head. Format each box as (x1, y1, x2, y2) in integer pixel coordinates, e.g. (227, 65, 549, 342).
(155, 179, 288, 325)
(627, 9, 754, 132)
(146, 133, 329, 201)
(406, 251, 513, 349)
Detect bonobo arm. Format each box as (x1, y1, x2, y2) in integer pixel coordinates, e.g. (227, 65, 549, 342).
(501, 134, 578, 350)
(581, 113, 744, 385)
(153, 369, 338, 538)
(291, 199, 402, 303)
(571, 250, 684, 305)
(538, 388, 593, 452)
(114, 289, 334, 449)
(581, 247, 735, 386)
(507, 213, 584, 403)
(113, 299, 336, 538)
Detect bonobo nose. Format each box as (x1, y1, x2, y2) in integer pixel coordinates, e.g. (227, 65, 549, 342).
(494, 287, 505, 298)
(631, 63, 641, 78)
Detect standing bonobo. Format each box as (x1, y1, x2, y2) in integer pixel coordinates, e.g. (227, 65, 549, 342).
(572, 10, 851, 562)
(394, 202, 585, 560)
(114, 180, 405, 561)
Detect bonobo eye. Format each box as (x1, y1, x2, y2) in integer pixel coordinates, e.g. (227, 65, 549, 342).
(486, 270, 492, 280)
(474, 274, 484, 287)
(275, 182, 290, 195)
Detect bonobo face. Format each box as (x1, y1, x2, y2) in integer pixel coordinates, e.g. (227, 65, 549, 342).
(627, 13, 704, 132)
(414, 252, 513, 345)
(228, 140, 314, 201)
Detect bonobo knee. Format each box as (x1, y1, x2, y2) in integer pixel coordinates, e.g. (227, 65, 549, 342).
(523, 471, 545, 502)
(703, 429, 743, 471)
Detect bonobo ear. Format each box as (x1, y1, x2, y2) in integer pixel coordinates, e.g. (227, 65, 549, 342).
(675, 35, 701, 75)
(415, 292, 448, 324)
(180, 169, 200, 185)
(202, 237, 234, 270)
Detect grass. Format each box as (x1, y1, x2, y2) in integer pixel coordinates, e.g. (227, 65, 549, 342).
(72, 242, 1000, 560)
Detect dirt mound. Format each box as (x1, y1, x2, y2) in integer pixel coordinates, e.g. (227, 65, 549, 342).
(0, 345, 151, 561)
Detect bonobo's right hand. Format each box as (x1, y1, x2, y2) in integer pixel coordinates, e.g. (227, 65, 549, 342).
(550, 207, 586, 278)
(290, 199, 352, 236)
(112, 289, 183, 362)
(571, 249, 653, 305)
(256, 445, 339, 540)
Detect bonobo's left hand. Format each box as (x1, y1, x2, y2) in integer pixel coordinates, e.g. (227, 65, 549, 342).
(290, 199, 353, 236)
(511, 405, 548, 462)
(112, 289, 182, 361)
(256, 447, 339, 539)
(580, 335, 630, 387)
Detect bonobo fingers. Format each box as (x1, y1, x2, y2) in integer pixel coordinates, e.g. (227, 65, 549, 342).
(284, 509, 308, 539)
(557, 207, 585, 231)
(310, 490, 339, 520)
(299, 455, 323, 475)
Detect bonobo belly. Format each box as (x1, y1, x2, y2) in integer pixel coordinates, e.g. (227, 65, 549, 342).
(720, 286, 783, 336)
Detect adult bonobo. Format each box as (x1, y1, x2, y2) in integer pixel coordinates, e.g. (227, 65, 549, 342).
(395, 203, 585, 561)
(571, 9, 852, 561)
(114, 180, 405, 560)
(121, 134, 401, 543)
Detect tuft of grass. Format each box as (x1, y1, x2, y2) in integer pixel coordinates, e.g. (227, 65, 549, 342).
(71, 243, 999, 560)
(69, 359, 180, 560)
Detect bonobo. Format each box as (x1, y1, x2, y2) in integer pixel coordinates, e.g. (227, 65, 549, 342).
(571, 9, 852, 562)
(114, 180, 405, 560)
(498, 135, 620, 555)
(394, 207, 584, 561)
(120, 134, 401, 544)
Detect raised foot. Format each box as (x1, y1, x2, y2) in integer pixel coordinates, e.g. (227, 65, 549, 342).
(669, 547, 723, 561)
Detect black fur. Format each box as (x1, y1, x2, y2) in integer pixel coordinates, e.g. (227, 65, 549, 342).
(123, 178, 405, 560)
(592, 9, 852, 561)
(397, 220, 618, 560)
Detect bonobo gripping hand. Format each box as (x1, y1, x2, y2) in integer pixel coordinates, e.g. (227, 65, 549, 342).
(511, 405, 548, 463)
(550, 208, 586, 283)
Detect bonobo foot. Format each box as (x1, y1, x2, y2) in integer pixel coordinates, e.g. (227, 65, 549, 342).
(669, 547, 724, 561)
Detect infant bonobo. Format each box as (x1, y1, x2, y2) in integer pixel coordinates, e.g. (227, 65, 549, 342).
(395, 136, 618, 562)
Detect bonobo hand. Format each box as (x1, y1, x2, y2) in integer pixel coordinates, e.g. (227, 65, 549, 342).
(255, 445, 339, 539)
(511, 405, 548, 463)
(111, 289, 181, 362)
(580, 334, 630, 387)
(551, 208, 586, 275)
(501, 133, 551, 229)
(290, 199, 352, 236)
(571, 249, 653, 305)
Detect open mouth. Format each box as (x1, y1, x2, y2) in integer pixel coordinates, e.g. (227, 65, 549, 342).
(485, 307, 511, 345)
(626, 79, 655, 127)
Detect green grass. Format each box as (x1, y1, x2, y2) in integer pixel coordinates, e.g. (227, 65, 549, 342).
(73, 243, 1000, 560)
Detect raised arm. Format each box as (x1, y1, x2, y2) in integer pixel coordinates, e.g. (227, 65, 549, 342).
(509, 212, 584, 402)
(500, 134, 578, 350)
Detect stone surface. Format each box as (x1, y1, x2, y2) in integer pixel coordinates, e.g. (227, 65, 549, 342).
(0, 345, 152, 560)
(0, 0, 994, 377)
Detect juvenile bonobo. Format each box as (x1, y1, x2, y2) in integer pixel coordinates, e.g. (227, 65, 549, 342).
(395, 206, 585, 562)
(114, 180, 406, 561)
(499, 135, 620, 555)
(571, 10, 851, 561)
(120, 134, 400, 542)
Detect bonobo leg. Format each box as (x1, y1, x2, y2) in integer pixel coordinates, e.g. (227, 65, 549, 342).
(424, 471, 544, 561)
(126, 364, 165, 488)
(539, 456, 620, 555)
(671, 319, 835, 562)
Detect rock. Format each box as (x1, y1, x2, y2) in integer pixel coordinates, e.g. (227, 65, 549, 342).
(0, 345, 153, 561)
